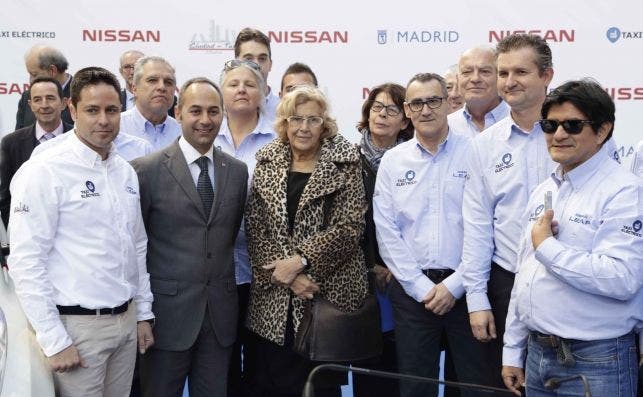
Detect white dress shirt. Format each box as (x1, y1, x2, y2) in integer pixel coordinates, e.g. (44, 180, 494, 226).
(178, 136, 214, 187)
(35, 121, 64, 142)
(8, 132, 153, 357)
(460, 116, 555, 312)
(448, 100, 510, 138)
(503, 144, 643, 368)
(373, 132, 471, 302)
(120, 106, 182, 152)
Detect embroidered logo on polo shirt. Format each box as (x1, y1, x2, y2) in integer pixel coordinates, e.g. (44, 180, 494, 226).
(622, 220, 643, 237)
(125, 186, 137, 195)
(528, 204, 544, 221)
(396, 170, 417, 186)
(568, 213, 592, 225)
(452, 170, 468, 179)
(13, 202, 29, 214)
(81, 180, 100, 198)
(494, 152, 515, 173)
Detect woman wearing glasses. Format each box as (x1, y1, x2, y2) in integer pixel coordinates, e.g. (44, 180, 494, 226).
(244, 86, 368, 397)
(353, 83, 413, 397)
(215, 59, 277, 395)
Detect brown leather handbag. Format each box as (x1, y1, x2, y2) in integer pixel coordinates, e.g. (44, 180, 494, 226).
(293, 293, 382, 362)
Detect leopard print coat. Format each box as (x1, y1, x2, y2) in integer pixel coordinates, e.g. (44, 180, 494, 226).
(245, 134, 368, 346)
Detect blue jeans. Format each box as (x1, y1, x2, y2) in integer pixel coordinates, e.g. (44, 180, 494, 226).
(525, 332, 638, 396)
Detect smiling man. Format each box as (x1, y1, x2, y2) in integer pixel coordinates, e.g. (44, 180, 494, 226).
(0, 76, 73, 227)
(131, 77, 248, 397)
(458, 34, 557, 389)
(8, 66, 155, 397)
(448, 46, 509, 137)
(502, 79, 643, 396)
(120, 56, 181, 151)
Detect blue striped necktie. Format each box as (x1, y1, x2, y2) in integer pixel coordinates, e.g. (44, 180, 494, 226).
(195, 156, 214, 215)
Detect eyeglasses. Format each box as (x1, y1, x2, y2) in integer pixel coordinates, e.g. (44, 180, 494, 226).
(286, 115, 324, 128)
(370, 100, 401, 116)
(539, 119, 594, 134)
(121, 64, 135, 71)
(223, 59, 261, 72)
(407, 97, 444, 112)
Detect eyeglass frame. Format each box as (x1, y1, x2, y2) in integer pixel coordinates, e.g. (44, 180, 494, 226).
(286, 115, 324, 128)
(539, 119, 595, 135)
(405, 96, 445, 112)
(370, 100, 402, 117)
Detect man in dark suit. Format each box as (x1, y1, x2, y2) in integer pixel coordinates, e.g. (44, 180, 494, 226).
(132, 77, 248, 397)
(16, 45, 73, 129)
(118, 50, 177, 117)
(0, 76, 72, 227)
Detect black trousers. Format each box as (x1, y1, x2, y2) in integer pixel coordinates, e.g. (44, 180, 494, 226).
(228, 283, 253, 397)
(486, 262, 516, 389)
(389, 278, 496, 397)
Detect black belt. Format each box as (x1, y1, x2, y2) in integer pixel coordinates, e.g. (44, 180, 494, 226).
(57, 300, 130, 316)
(422, 268, 455, 284)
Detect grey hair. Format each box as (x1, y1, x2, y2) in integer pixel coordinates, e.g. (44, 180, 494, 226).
(25, 45, 69, 73)
(219, 63, 267, 113)
(133, 55, 176, 86)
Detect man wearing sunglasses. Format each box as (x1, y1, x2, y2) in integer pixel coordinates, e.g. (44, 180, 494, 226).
(459, 33, 557, 389)
(501, 79, 643, 396)
(373, 73, 493, 397)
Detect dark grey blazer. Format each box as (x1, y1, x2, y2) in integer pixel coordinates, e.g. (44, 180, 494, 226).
(131, 141, 248, 351)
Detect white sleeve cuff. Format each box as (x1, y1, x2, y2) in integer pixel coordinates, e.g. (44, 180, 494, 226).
(442, 271, 465, 300)
(465, 292, 491, 312)
(502, 346, 526, 369)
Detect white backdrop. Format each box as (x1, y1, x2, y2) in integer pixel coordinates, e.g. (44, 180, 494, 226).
(1, 0, 641, 167)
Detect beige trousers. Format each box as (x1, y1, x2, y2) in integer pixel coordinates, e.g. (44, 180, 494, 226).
(53, 304, 137, 397)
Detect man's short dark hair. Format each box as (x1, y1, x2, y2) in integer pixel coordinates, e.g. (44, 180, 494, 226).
(70, 67, 121, 107)
(541, 78, 615, 141)
(496, 34, 553, 74)
(234, 28, 271, 59)
(29, 76, 64, 100)
(280, 62, 318, 92)
(406, 73, 448, 98)
(178, 77, 223, 109)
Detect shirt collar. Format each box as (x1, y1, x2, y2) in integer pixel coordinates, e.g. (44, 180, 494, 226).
(413, 129, 452, 157)
(61, 73, 72, 90)
(462, 98, 507, 121)
(502, 117, 543, 141)
(219, 112, 274, 140)
(35, 121, 64, 140)
(132, 105, 168, 133)
(178, 135, 214, 165)
(551, 142, 609, 190)
(69, 130, 116, 167)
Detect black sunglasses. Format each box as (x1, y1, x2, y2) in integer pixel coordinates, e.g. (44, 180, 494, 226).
(539, 119, 594, 134)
